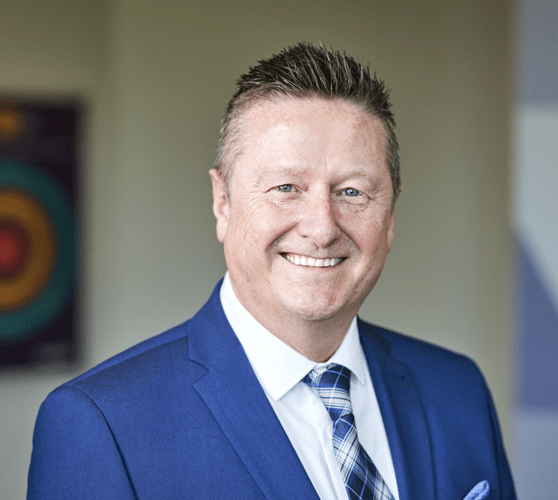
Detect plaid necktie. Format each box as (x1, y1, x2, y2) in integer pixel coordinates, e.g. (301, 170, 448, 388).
(303, 364, 395, 500)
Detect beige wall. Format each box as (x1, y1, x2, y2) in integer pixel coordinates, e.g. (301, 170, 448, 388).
(0, 1, 513, 498)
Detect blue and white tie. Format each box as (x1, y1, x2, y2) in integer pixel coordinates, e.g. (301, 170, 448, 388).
(303, 364, 395, 500)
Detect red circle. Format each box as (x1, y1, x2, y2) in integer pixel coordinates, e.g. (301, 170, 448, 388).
(0, 219, 31, 280)
(0, 230, 21, 265)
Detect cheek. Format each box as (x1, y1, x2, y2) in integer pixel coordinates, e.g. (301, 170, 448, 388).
(243, 199, 297, 237)
(227, 200, 291, 256)
(344, 213, 391, 255)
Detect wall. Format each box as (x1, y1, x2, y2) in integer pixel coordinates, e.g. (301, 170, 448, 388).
(511, 1, 558, 498)
(0, 1, 515, 498)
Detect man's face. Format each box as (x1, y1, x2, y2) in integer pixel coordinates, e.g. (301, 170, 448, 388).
(211, 97, 395, 333)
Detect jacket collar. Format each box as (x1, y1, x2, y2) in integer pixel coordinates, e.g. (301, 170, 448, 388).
(359, 318, 436, 500)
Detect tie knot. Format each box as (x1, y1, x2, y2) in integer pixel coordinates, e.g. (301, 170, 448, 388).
(303, 364, 353, 422)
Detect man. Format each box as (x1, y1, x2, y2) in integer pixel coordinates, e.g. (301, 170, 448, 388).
(28, 44, 516, 499)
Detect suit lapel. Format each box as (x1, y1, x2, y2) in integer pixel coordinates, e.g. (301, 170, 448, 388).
(188, 285, 319, 500)
(359, 320, 436, 500)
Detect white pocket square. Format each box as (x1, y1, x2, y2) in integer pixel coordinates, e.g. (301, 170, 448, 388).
(463, 480, 490, 500)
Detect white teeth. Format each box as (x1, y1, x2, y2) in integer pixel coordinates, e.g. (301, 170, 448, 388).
(283, 254, 343, 268)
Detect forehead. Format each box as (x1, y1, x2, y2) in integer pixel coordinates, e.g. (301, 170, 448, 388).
(242, 96, 382, 141)
(232, 96, 388, 180)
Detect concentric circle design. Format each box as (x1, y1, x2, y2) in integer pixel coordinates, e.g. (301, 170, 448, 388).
(0, 160, 75, 342)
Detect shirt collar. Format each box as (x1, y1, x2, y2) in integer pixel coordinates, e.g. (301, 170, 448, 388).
(220, 272, 367, 401)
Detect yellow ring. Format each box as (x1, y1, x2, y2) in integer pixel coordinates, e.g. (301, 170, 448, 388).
(0, 191, 56, 309)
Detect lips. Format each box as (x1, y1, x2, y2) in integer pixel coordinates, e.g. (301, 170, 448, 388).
(282, 253, 345, 268)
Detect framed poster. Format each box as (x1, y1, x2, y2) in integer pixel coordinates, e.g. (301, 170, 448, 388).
(0, 97, 82, 366)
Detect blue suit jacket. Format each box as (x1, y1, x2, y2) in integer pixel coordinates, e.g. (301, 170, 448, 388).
(28, 281, 516, 499)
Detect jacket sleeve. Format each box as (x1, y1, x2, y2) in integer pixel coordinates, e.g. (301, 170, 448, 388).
(27, 386, 136, 500)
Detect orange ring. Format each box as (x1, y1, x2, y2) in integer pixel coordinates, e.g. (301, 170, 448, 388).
(0, 108, 25, 141)
(0, 191, 56, 309)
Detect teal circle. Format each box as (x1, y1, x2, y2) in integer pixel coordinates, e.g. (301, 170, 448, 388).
(0, 159, 76, 341)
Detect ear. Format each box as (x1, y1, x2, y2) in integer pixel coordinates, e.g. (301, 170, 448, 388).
(387, 186, 401, 253)
(209, 168, 230, 243)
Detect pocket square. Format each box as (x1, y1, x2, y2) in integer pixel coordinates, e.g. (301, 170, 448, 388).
(463, 480, 490, 500)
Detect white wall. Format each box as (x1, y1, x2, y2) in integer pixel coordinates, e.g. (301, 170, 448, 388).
(0, 1, 515, 498)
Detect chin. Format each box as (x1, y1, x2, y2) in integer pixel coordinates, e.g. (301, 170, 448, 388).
(292, 310, 336, 322)
(275, 283, 363, 324)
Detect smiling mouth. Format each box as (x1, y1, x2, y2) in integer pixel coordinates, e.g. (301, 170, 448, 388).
(281, 253, 345, 268)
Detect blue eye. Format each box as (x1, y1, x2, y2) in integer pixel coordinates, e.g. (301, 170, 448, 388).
(342, 188, 360, 197)
(277, 184, 292, 192)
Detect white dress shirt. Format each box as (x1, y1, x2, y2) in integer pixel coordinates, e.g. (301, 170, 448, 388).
(220, 273, 399, 500)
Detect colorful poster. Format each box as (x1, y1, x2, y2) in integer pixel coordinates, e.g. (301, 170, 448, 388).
(0, 99, 80, 365)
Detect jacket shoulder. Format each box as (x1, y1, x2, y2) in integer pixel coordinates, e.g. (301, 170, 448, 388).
(68, 279, 227, 386)
(68, 319, 192, 385)
(358, 318, 486, 390)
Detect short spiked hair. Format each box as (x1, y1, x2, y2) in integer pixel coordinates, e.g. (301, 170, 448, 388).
(215, 43, 401, 207)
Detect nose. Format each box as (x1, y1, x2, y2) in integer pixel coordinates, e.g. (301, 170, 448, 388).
(296, 189, 341, 248)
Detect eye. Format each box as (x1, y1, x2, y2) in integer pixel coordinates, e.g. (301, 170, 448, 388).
(342, 187, 360, 197)
(277, 184, 293, 193)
